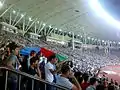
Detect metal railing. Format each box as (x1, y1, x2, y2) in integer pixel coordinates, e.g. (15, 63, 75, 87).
(0, 67, 69, 90)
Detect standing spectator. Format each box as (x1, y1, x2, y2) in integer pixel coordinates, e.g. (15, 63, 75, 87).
(3, 42, 20, 90)
(28, 50, 36, 68)
(27, 56, 41, 90)
(45, 54, 58, 90)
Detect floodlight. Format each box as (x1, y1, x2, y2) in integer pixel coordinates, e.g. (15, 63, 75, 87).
(88, 37, 90, 39)
(59, 29, 62, 31)
(49, 25, 52, 28)
(37, 21, 39, 23)
(113, 41, 116, 44)
(0, 1, 3, 9)
(92, 38, 94, 40)
(13, 10, 16, 14)
(102, 40, 104, 42)
(29, 17, 32, 21)
(21, 14, 24, 17)
(43, 23, 46, 26)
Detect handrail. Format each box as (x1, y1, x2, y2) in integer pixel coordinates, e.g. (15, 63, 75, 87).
(0, 67, 69, 90)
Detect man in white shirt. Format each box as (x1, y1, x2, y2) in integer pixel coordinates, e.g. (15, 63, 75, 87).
(45, 55, 57, 90)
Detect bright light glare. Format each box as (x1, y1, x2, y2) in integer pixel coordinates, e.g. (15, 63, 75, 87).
(59, 29, 62, 31)
(37, 21, 39, 23)
(102, 40, 104, 42)
(90, 0, 120, 29)
(13, 10, 16, 14)
(43, 23, 46, 26)
(55, 28, 57, 30)
(21, 14, 24, 17)
(29, 17, 32, 21)
(49, 25, 52, 28)
(87, 37, 90, 39)
(92, 38, 94, 40)
(0, 1, 3, 9)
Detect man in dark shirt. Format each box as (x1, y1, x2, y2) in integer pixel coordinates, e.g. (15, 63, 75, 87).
(27, 56, 41, 90)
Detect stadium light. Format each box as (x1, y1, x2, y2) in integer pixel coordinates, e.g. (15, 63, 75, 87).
(102, 40, 104, 42)
(13, 10, 16, 14)
(42, 23, 46, 26)
(88, 37, 90, 39)
(55, 28, 57, 30)
(29, 17, 32, 21)
(37, 21, 39, 23)
(59, 29, 62, 31)
(21, 14, 24, 17)
(92, 38, 94, 41)
(90, 0, 120, 29)
(118, 42, 120, 44)
(49, 25, 52, 28)
(0, 1, 3, 9)
(113, 41, 116, 44)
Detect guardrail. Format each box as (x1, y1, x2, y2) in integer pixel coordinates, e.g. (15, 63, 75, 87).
(0, 67, 69, 90)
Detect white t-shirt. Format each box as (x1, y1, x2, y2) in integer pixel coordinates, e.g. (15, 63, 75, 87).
(39, 56, 47, 64)
(45, 62, 55, 82)
(56, 75, 73, 90)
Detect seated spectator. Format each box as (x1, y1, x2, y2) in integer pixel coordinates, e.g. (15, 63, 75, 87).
(56, 65, 81, 90)
(86, 77, 97, 90)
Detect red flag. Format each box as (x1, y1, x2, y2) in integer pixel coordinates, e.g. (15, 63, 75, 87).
(40, 48, 55, 59)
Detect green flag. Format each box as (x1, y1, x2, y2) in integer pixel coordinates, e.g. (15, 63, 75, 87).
(56, 54, 68, 62)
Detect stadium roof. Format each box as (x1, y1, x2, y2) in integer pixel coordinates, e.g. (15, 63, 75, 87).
(1, 0, 120, 41)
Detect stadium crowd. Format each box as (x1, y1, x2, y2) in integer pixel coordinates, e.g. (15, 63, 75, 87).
(0, 31, 120, 90)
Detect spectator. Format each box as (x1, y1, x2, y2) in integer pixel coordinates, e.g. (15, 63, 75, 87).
(45, 54, 58, 90)
(27, 56, 41, 90)
(81, 75, 90, 90)
(45, 55, 57, 82)
(28, 50, 36, 68)
(86, 77, 97, 90)
(56, 65, 81, 90)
